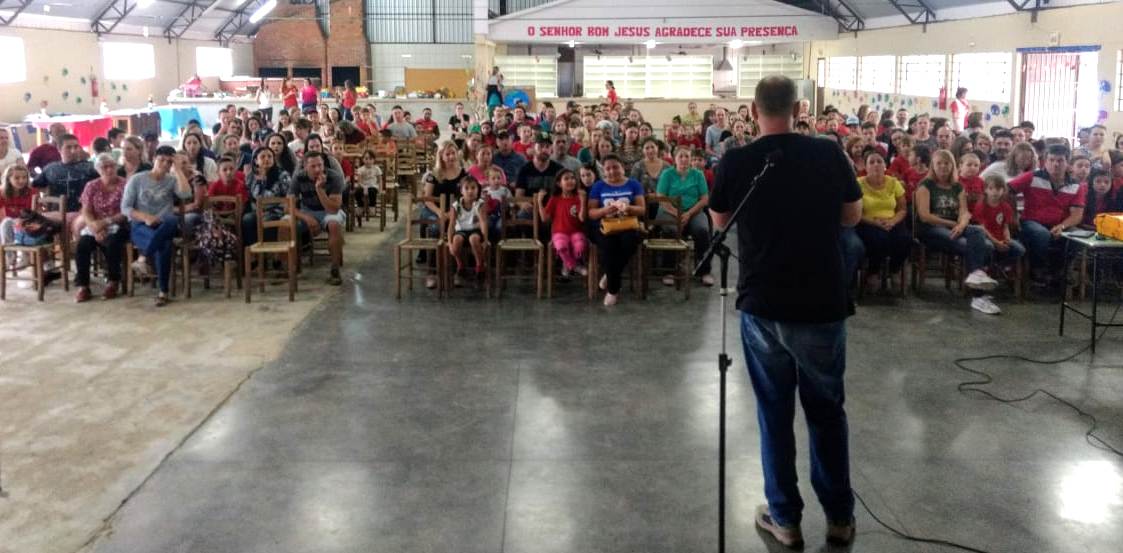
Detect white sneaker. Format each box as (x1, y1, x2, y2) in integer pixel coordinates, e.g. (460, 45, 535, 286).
(575, 265, 588, 277)
(560, 268, 571, 278)
(599, 274, 607, 290)
(701, 274, 716, 287)
(603, 292, 618, 306)
(964, 269, 998, 291)
(131, 258, 151, 278)
(425, 275, 438, 289)
(662, 275, 676, 286)
(971, 295, 1002, 315)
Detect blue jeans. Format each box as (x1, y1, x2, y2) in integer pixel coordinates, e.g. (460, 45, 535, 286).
(741, 313, 853, 527)
(1019, 220, 1059, 272)
(131, 214, 179, 293)
(919, 224, 991, 273)
(838, 226, 864, 287)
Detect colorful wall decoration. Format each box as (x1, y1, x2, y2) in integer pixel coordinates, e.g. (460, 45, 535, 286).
(823, 88, 1014, 129)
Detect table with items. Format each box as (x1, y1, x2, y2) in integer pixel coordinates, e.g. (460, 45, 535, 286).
(1059, 231, 1123, 353)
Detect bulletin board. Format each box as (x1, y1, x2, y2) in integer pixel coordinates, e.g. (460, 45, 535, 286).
(403, 68, 471, 97)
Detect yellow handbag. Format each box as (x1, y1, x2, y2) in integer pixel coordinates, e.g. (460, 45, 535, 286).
(1094, 213, 1123, 241)
(600, 215, 641, 235)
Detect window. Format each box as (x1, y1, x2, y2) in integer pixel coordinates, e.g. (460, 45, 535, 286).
(583, 56, 712, 99)
(196, 47, 233, 78)
(0, 36, 26, 83)
(897, 54, 946, 97)
(101, 42, 155, 80)
(495, 55, 558, 97)
(739, 53, 804, 97)
(827, 56, 857, 90)
(858, 56, 895, 93)
(951, 52, 1012, 103)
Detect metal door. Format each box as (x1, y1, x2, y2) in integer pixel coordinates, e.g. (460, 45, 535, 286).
(1019, 52, 1080, 140)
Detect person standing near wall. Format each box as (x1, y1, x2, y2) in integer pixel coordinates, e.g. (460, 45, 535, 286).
(486, 66, 504, 116)
(300, 78, 319, 115)
(950, 87, 970, 133)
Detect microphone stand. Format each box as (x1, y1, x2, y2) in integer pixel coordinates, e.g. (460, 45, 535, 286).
(694, 159, 773, 553)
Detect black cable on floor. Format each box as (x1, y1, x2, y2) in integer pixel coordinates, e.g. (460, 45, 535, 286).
(953, 302, 1123, 458)
(852, 304, 1123, 553)
(853, 490, 991, 553)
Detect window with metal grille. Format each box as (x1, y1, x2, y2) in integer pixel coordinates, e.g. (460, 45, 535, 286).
(827, 57, 857, 90)
(496, 56, 558, 97)
(951, 52, 1012, 103)
(859, 55, 896, 93)
(366, 0, 472, 44)
(583, 56, 713, 99)
(738, 53, 803, 98)
(897, 54, 945, 97)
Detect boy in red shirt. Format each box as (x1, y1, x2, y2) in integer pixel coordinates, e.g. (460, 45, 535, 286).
(958, 152, 985, 206)
(677, 124, 704, 150)
(971, 175, 1026, 314)
(207, 156, 248, 209)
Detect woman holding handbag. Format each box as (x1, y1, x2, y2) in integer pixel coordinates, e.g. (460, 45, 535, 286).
(587, 154, 645, 306)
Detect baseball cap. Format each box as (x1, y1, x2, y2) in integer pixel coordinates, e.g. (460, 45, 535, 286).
(845, 115, 859, 126)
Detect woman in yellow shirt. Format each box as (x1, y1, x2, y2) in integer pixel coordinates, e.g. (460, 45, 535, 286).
(856, 149, 911, 293)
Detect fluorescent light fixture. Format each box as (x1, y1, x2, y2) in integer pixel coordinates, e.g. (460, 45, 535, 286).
(644, 40, 657, 50)
(42, 4, 50, 12)
(729, 40, 744, 49)
(566, 40, 576, 48)
(138, 0, 155, 7)
(401, 54, 412, 58)
(248, 0, 277, 24)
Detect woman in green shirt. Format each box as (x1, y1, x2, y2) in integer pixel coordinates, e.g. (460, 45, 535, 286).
(656, 146, 714, 286)
(915, 149, 998, 301)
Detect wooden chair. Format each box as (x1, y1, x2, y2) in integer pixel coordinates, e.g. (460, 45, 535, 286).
(639, 194, 692, 300)
(395, 195, 447, 299)
(909, 205, 964, 293)
(584, 242, 640, 301)
(395, 140, 418, 196)
(184, 195, 244, 299)
(244, 196, 298, 303)
(445, 202, 493, 297)
(856, 257, 908, 299)
(0, 194, 69, 301)
(375, 149, 400, 224)
(494, 198, 545, 299)
(546, 240, 595, 299)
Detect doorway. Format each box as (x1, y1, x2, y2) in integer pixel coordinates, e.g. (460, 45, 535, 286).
(332, 66, 360, 89)
(1018, 47, 1099, 140)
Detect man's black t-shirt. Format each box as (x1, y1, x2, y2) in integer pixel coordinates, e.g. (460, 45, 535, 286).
(515, 160, 563, 197)
(710, 133, 861, 323)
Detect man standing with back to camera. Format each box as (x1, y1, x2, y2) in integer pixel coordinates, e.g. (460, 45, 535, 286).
(709, 76, 861, 550)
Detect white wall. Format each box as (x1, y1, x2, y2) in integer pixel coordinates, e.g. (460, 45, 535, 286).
(370, 43, 476, 94)
(0, 26, 252, 124)
(809, 2, 1123, 131)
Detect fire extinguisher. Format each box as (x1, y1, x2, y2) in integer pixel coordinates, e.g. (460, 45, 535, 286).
(91, 74, 99, 98)
(937, 86, 947, 110)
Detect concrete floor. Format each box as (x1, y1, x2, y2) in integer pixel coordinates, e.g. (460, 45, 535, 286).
(78, 240, 1123, 553)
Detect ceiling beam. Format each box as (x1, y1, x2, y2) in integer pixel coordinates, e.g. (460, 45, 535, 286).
(214, 0, 270, 47)
(163, 0, 221, 41)
(1007, 0, 1048, 22)
(819, 0, 865, 34)
(0, 0, 35, 26)
(91, 0, 138, 35)
(885, 0, 936, 30)
(315, 0, 329, 39)
(161, 0, 238, 14)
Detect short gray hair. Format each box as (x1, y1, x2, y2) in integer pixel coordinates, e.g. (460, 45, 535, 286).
(754, 76, 798, 118)
(95, 153, 117, 168)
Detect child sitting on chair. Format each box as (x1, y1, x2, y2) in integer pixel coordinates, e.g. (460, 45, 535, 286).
(970, 174, 1027, 315)
(355, 149, 383, 208)
(447, 176, 488, 286)
(484, 166, 510, 241)
(1082, 169, 1119, 228)
(538, 168, 587, 278)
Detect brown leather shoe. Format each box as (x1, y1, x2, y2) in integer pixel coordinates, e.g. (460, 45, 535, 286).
(75, 287, 91, 303)
(826, 518, 856, 546)
(102, 282, 119, 300)
(755, 505, 804, 549)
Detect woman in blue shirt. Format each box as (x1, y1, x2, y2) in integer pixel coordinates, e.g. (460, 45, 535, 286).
(587, 155, 646, 306)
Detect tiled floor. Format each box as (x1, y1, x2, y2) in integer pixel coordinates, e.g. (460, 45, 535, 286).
(88, 242, 1123, 553)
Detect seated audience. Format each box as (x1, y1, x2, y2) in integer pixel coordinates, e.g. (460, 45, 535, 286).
(587, 155, 646, 306)
(75, 153, 129, 302)
(630, 138, 671, 196)
(539, 169, 587, 278)
(446, 175, 488, 286)
(656, 146, 713, 285)
(122, 146, 193, 307)
(1008, 144, 1085, 286)
(243, 146, 292, 246)
(32, 133, 98, 236)
(855, 150, 910, 294)
(970, 175, 1026, 314)
(291, 151, 345, 285)
(0, 165, 34, 255)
